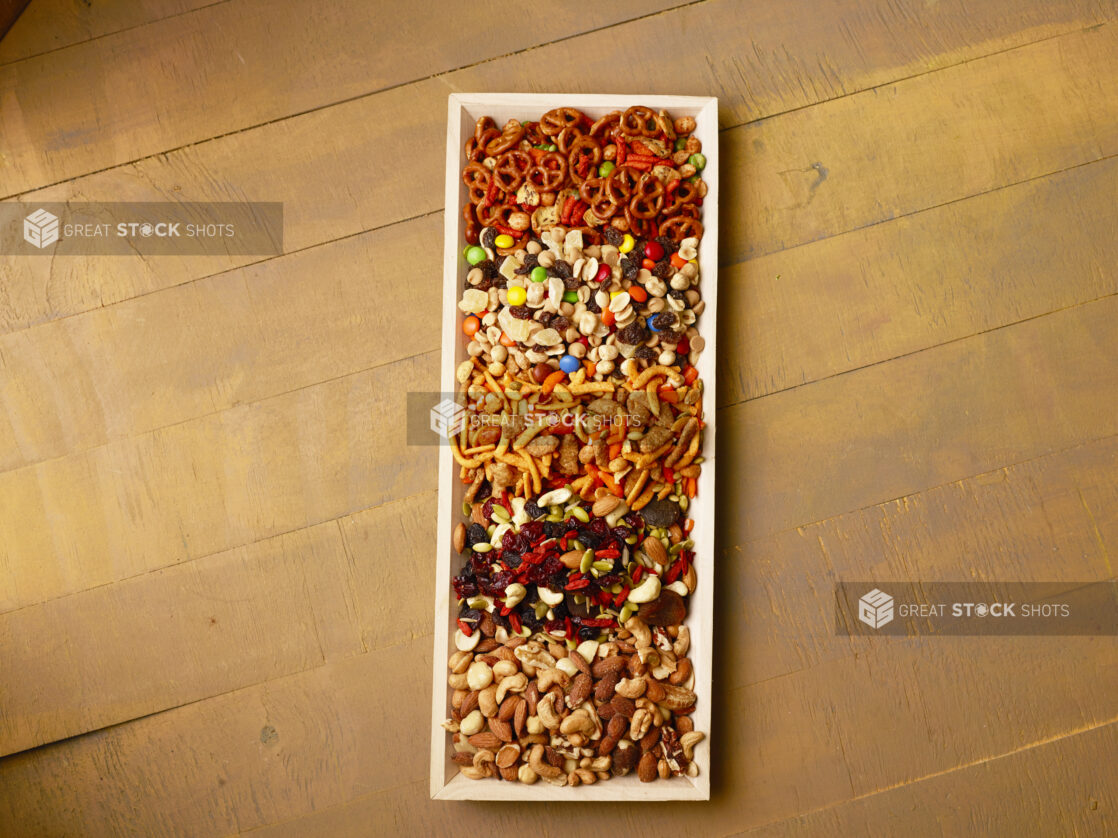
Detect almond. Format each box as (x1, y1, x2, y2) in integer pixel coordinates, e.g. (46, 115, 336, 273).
(461, 690, 480, 718)
(567, 673, 592, 708)
(452, 752, 474, 766)
(496, 743, 521, 769)
(467, 732, 502, 750)
(676, 716, 694, 734)
(591, 654, 629, 679)
(514, 697, 527, 737)
(453, 522, 467, 554)
(499, 764, 519, 782)
(560, 550, 584, 569)
(637, 751, 658, 782)
(645, 680, 666, 703)
(489, 717, 514, 743)
(592, 495, 621, 517)
(498, 695, 518, 721)
(594, 670, 620, 702)
(607, 714, 628, 741)
(640, 727, 661, 753)
(642, 535, 668, 566)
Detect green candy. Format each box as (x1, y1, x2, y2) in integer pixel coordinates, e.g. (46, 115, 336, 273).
(465, 245, 487, 265)
(598, 161, 616, 177)
(688, 152, 707, 170)
(562, 290, 578, 303)
(530, 266, 548, 283)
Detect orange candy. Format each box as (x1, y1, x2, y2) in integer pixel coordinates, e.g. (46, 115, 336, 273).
(670, 253, 688, 269)
(628, 285, 648, 303)
(601, 308, 616, 327)
(462, 315, 481, 336)
(499, 331, 516, 347)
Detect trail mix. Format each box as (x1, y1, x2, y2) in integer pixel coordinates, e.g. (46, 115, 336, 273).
(444, 106, 709, 786)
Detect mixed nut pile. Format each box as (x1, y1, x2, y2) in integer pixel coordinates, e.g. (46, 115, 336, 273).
(443, 106, 709, 786)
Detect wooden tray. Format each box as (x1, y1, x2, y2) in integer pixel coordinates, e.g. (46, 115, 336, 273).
(431, 93, 719, 801)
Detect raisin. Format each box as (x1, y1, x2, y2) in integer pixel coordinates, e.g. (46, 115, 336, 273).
(654, 235, 677, 254)
(480, 228, 496, 251)
(491, 276, 507, 289)
(509, 304, 532, 319)
(562, 274, 580, 291)
(660, 329, 682, 343)
(617, 321, 648, 345)
(553, 260, 573, 279)
(585, 294, 601, 313)
(514, 253, 539, 275)
(604, 227, 623, 247)
(478, 260, 499, 279)
(668, 288, 687, 300)
(621, 256, 639, 280)
(465, 523, 488, 548)
(652, 260, 673, 279)
(476, 276, 492, 292)
(635, 346, 657, 361)
(524, 498, 544, 519)
(552, 316, 570, 333)
(652, 312, 678, 331)
(537, 311, 554, 327)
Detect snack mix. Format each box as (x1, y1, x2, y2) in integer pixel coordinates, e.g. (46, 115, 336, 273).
(442, 106, 709, 786)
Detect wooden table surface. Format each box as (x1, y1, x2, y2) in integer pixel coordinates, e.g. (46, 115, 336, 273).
(1, 1, 1116, 835)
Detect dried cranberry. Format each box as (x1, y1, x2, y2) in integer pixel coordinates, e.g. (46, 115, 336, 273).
(481, 498, 497, 519)
(520, 520, 545, 540)
(623, 512, 646, 530)
(452, 576, 478, 599)
(544, 618, 565, 634)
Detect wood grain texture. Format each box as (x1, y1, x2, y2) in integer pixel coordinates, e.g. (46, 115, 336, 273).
(0, 0, 687, 196)
(2, 436, 1112, 835)
(1, 0, 1108, 335)
(0, 518, 363, 757)
(0, 0, 217, 65)
(738, 720, 1117, 837)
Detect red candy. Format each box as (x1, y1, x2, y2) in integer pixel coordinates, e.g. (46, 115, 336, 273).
(644, 241, 665, 261)
(595, 263, 611, 283)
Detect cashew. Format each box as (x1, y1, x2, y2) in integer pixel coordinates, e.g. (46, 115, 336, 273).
(472, 749, 495, 769)
(478, 684, 499, 717)
(537, 692, 562, 730)
(574, 768, 597, 785)
(518, 764, 539, 784)
(526, 714, 544, 735)
(492, 660, 518, 680)
(624, 616, 652, 649)
(466, 661, 494, 691)
(672, 625, 690, 657)
(680, 731, 706, 761)
(559, 709, 592, 736)
(627, 575, 661, 603)
(629, 708, 653, 741)
(440, 719, 460, 733)
(528, 744, 563, 779)
(459, 765, 488, 780)
(448, 650, 473, 673)
(460, 710, 484, 736)
(495, 672, 527, 704)
(537, 667, 570, 694)
(636, 646, 661, 668)
(615, 677, 646, 699)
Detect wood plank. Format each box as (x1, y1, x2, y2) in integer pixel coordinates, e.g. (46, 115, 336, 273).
(725, 294, 1118, 541)
(1, 0, 1109, 334)
(0, 351, 439, 614)
(0, 0, 216, 65)
(739, 721, 1118, 837)
(4, 147, 1117, 481)
(0, 519, 362, 757)
(0, 0, 687, 196)
(2, 290, 1114, 617)
(2, 475, 1113, 835)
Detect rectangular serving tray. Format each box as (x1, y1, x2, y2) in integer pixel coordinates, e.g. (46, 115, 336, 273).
(431, 92, 719, 801)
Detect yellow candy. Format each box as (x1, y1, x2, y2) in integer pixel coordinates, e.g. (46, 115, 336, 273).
(494, 234, 515, 248)
(610, 290, 622, 299)
(507, 285, 527, 306)
(619, 234, 635, 253)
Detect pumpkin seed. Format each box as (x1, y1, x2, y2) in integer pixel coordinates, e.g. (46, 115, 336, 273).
(472, 542, 492, 553)
(462, 501, 472, 517)
(579, 550, 594, 574)
(570, 506, 590, 523)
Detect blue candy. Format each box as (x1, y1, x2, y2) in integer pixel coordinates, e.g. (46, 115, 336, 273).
(647, 315, 660, 332)
(559, 354, 580, 373)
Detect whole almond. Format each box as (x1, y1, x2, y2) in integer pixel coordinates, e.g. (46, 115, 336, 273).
(611, 695, 636, 718)
(567, 673, 592, 708)
(498, 695, 518, 721)
(461, 690, 480, 718)
(591, 654, 629, 679)
(642, 535, 668, 566)
(468, 731, 502, 750)
(607, 714, 628, 740)
(514, 697, 527, 737)
(560, 550, 584, 569)
(641, 727, 661, 753)
(645, 680, 667, 703)
(453, 522, 467, 554)
(598, 734, 618, 755)
(489, 717, 514, 743)
(638, 751, 658, 782)
(592, 495, 621, 517)
(499, 764, 519, 782)
(568, 650, 591, 676)
(598, 702, 616, 721)
(594, 670, 620, 702)
(476, 638, 499, 653)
